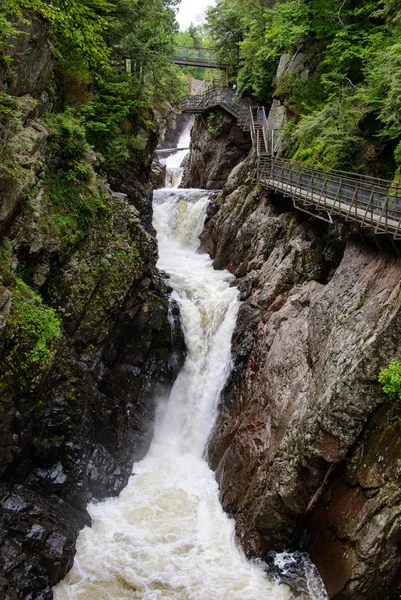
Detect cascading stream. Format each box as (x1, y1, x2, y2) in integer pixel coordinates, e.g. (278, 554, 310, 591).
(54, 140, 327, 600)
(160, 119, 192, 188)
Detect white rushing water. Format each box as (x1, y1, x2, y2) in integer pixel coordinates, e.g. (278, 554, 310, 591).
(54, 140, 327, 600)
(160, 119, 193, 188)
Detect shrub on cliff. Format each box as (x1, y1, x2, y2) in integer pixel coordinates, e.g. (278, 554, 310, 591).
(379, 360, 401, 402)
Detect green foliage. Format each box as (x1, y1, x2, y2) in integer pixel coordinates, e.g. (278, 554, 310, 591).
(0, 94, 41, 193)
(5, 278, 61, 380)
(207, 111, 218, 135)
(46, 110, 88, 162)
(204, 0, 401, 174)
(80, 75, 155, 165)
(0, 238, 15, 288)
(81, 79, 130, 163)
(0, 0, 185, 393)
(114, 0, 184, 102)
(265, 0, 310, 56)
(205, 0, 249, 83)
(379, 360, 401, 403)
(48, 175, 108, 237)
(175, 25, 216, 80)
(0, 0, 113, 71)
(45, 110, 109, 240)
(394, 141, 401, 166)
(290, 94, 365, 170)
(1, 0, 185, 105)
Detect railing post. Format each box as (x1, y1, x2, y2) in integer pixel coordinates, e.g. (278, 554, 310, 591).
(375, 192, 390, 234)
(261, 107, 269, 155)
(322, 178, 328, 209)
(345, 184, 358, 220)
(295, 165, 303, 197)
(332, 178, 343, 214)
(305, 171, 314, 205)
(361, 188, 375, 228)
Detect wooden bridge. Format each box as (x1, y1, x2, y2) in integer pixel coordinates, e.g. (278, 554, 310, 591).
(182, 84, 401, 240)
(173, 47, 229, 70)
(111, 48, 228, 73)
(182, 80, 248, 118)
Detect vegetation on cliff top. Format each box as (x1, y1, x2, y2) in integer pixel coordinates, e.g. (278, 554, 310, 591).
(204, 0, 401, 176)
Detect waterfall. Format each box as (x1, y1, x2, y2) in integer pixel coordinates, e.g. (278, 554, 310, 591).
(160, 120, 192, 188)
(53, 147, 327, 600)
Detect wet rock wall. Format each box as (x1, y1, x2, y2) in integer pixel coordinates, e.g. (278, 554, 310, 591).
(201, 159, 401, 599)
(180, 109, 251, 190)
(0, 17, 184, 599)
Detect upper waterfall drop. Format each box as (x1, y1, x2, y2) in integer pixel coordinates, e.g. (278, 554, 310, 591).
(160, 119, 193, 188)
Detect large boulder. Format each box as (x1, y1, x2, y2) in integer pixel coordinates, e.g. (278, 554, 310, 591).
(180, 108, 252, 190)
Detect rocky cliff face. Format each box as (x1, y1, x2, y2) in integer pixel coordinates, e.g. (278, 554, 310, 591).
(0, 18, 184, 599)
(200, 159, 401, 599)
(267, 51, 308, 155)
(180, 109, 251, 189)
(155, 102, 192, 150)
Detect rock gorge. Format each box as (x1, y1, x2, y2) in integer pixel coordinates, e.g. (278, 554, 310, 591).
(2, 2, 401, 599)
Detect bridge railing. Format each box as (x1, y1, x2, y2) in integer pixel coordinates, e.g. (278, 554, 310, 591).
(173, 46, 229, 68)
(261, 107, 270, 154)
(249, 107, 255, 147)
(258, 156, 401, 238)
(180, 81, 401, 238)
(182, 81, 247, 118)
(174, 47, 217, 62)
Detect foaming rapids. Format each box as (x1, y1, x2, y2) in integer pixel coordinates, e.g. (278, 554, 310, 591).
(54, 188, 326, 600)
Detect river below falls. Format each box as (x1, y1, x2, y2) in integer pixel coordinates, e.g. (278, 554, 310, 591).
(53, 136, 328, 600)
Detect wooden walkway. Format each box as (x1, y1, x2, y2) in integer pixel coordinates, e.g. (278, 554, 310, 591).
(181, 80, 247, 117)
(173, 47, 228, 70)
(111, 48, 228, 73)
(258, 156, 401, 238)
(182, 85, 401, 240)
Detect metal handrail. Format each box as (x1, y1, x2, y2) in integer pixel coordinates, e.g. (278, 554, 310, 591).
(174, 47, 218, 61)
(255, 107, 397, 187)
(249, 107, 255, 148)
(258, 156, 401, 194)
(194, 79, 217, 95)
(173, 46, 229, 68)
(182, 85, 246, 118)
(261, 107, 270, 155)
(257, 156, 401, 238)
(180, 82, 401, 238)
